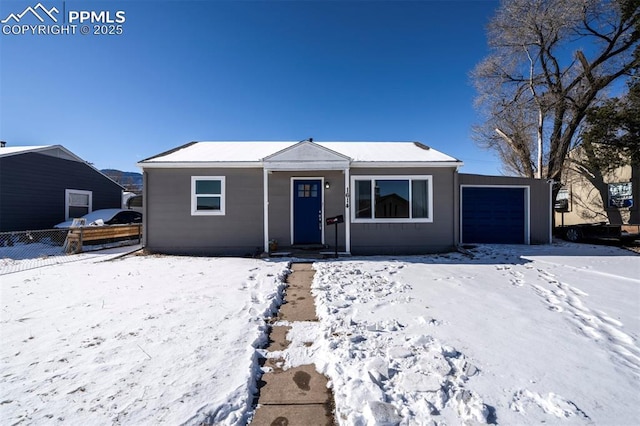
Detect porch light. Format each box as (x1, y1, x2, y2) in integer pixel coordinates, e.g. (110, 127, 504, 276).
(325, 181, 330, 189)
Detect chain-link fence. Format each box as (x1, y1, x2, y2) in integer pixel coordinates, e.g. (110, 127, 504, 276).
(0, 226, 142, 261)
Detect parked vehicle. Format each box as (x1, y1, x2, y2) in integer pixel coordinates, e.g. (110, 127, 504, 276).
(125, 194, 143, 213)
(557, 223, 640, 244)
(54, 209, 142, 229)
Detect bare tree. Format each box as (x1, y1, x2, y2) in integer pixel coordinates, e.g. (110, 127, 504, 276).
(472, 0, 639, 185)
(569, 64, 640, 223)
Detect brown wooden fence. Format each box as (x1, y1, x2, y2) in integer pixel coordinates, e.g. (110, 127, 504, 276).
(64, 224, 142, 254)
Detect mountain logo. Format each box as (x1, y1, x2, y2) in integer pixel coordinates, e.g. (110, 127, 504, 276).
(1, 3, 59, 24)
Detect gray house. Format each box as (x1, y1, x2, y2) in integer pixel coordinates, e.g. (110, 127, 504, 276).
(138, 140, 552, 256)
(0, 145, 124, 232)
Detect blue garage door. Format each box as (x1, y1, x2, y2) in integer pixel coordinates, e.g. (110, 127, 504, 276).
(462, 187, 526, 244)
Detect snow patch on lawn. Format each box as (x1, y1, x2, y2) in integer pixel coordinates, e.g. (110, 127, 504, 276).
(312, 261, 495, 425)
(310, 244, 639, 425)
(1, 255, 290, 425)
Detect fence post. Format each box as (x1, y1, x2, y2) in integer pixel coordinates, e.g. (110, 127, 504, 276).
(78, 228, 84, 254)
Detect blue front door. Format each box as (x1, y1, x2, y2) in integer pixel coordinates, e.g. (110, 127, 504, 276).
(293, 179, 322, 244)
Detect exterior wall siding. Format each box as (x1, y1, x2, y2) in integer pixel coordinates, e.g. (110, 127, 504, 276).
(0, 153, 122, 232)
(458, 174, 552, 244)
(349, 167, 458, 254)
(144, 166, 459, 256)
(142, 166, 549, 256)
(144, 168, 264, 256)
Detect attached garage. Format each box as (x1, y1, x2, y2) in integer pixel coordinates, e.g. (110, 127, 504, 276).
(458, 174, 553, 245)
(461, 186, 528, 244)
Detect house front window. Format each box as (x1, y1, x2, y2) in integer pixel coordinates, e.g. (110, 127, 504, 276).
(352, 176, 433, 222)
(191, 176, 225, 215)
(65, 189, 92, 220)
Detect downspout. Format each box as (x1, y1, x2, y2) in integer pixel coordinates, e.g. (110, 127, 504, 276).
(454, 166, 460, 246)
(263, 168, 269, 253)
(547, 179, 555, 244)
(142, 169, 148, 248)
(344, 166, 351, 254)
(525, 186, 531, 245)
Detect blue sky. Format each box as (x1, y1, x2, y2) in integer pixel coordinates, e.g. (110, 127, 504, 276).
(0, 0, 503, 174)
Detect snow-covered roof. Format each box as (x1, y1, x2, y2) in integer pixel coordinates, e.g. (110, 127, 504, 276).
(139, 141, 462, 168)
(0, 145, 83, 162)
(0, 146, 51, 156)
(323, 142, 458, 163)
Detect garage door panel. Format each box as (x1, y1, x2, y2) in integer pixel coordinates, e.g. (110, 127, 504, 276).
(462, 187, 526, 244)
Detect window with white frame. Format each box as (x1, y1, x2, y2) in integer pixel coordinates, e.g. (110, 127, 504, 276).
(65, 189, 92, 220)
(351, 176, 433, 222)
(191, 176, 225, 215)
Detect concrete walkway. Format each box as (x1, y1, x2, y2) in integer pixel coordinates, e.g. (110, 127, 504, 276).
(251, 263, 335, 426)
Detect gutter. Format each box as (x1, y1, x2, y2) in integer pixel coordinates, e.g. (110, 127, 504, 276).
(138, 161, 465, 170)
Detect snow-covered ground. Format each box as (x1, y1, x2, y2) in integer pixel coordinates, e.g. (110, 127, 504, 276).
(2, 243, 639, 425)
(310, 244, 640, 425)
(1, 252, 289, 425)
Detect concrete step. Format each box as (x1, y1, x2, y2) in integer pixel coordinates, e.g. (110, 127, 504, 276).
(277, 263, 317, 322)
(258, 364, 330, 405)
(278, 294, 317, 322)
(250, 403, 335, 426)
(268, 325, 291, 351)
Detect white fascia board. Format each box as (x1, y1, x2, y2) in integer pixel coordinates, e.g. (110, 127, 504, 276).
(263, 161, 350, 171)
(350, 161, 463, 168)
(139, 160, 464, 170)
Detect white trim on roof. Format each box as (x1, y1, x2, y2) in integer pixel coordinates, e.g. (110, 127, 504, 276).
(138, 160, 464, 170)
(265, 161, 350, 171)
